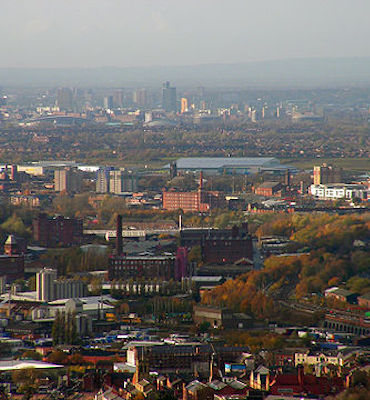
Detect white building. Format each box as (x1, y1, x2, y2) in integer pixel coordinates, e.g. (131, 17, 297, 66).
(36, 268, 87, 302)
(310, 184, 368, 200)
(294, 348, 359, 367)
(36, 268, 57, 302)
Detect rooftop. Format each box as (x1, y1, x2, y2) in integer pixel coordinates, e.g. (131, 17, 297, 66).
(0, 360, 63, 371)
(257, 181, 281, 189)
(164, 157, 289, 170)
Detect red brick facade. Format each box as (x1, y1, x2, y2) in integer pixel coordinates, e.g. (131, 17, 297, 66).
(162, 190, 224, 212)
(33, 213, 83, 247)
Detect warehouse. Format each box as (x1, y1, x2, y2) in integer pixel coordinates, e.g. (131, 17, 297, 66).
(164, 157, 291, 175)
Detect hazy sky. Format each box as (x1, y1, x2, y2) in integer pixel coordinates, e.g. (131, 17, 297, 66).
(2, 0, 370, 68)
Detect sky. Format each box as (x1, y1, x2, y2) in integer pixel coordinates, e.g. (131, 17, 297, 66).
(2, 0, 370, 68)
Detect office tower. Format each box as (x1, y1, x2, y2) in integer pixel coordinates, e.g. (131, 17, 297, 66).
(250, 109, 257, 122)
(36, 268, 57, 302)
(103, 95, 114, 110)
(54, 168, 83, 193)
(56, 87, 73, 111)
(181, 98, 189, 113)
(162, 81, 177, 112)
(313, 164, 343, 185)
(133, 89, 148, 108)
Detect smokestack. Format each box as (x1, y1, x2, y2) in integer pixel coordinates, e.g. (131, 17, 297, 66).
(285, 169, 291, 187)
(116, 215, 123, 255)
(199, 171, 203, 191)
(10, 165, 18, 181)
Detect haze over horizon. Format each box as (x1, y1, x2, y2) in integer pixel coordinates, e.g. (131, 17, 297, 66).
(2, 0, 370, 69)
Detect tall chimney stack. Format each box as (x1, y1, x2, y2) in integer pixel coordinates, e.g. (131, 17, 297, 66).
(199, 171, 203, 191)
(116, 215, 123, 255)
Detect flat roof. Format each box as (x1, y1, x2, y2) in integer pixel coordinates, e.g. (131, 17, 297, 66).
(258, 181, 281, 189)
(0, 360, 63, 371)
(164, 157, 284, 170)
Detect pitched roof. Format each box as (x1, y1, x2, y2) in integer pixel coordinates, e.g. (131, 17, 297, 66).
(166, 157, 279, 170)
(5, 234, 17, 245)
(257, 181, 281, 189)
(186, 380, 208, 392)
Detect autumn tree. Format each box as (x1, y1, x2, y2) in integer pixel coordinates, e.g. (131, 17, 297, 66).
(12, 368, 42, 400)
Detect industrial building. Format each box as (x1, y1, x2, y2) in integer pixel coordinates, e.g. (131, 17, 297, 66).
(313, 163, 343, 185)
(162, 172, 224, 212)
(33, 213, 83, 247)
(0, 235, 24, 283)
(36, 268, 87, 302)
(108, 215, 188, 281)
(310, 183, 368, 200)
(164, 157, 291, 176)
(180, 223, 253, 265)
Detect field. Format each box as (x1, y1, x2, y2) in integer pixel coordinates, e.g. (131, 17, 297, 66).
(281, 157, 370, 172)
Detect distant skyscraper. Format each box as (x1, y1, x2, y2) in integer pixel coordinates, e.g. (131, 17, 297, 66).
(54, 168, 83, 193)
(181, 98, 189, 113)
(109, 170, 138, 194)
(56, 87, 73, 111)
(113, 89, 124, 108)
(162, 81, 177, 112)
(96, 167, 113, 193)
(133, 89, 148, 108)
(103, 95, 114, 109)
(250, 109, 257, 123)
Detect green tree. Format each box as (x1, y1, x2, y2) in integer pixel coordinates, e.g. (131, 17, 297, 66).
(0, 213, 30, 237)
(20, 350, 42, 361)
(51, 310, 63, 345)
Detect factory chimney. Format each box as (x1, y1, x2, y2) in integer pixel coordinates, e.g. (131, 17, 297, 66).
(199, 171, 203, 191)
(116, 214, 123, 255)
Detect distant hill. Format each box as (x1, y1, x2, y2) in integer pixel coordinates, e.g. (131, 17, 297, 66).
(1, 57, 370, 87)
